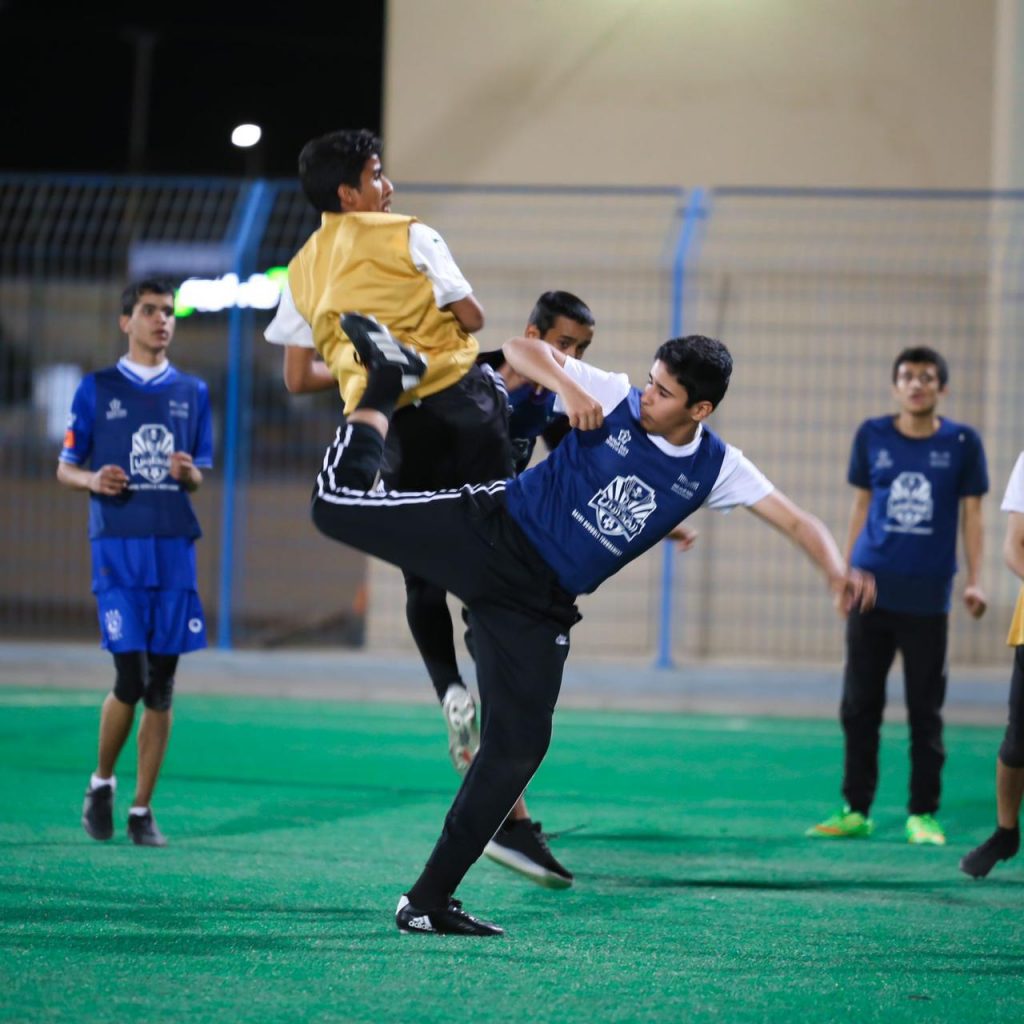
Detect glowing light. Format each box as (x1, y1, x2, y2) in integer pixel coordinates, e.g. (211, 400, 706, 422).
(231, 123, 262, 148)
(175, 268, 287, 317)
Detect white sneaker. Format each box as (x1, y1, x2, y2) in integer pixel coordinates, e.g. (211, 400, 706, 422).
(441, 684, 479, 775)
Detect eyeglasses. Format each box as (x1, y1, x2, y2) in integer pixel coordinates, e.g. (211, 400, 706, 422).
(895, 370, 940, 386)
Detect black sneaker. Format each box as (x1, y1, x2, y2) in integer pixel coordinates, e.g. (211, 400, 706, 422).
(484, 818, 573, 889)
(81, 783, 114, 841)
(395, 895, 503, 936)
(960, 826, 1020, 878)
(127, 810, 167, 847)
(341, 312, 427, 392)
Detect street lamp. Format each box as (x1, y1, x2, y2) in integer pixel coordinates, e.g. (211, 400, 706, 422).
(231, 123, 263, 178)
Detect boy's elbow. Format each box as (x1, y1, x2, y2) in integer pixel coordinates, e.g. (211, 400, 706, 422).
(460, 310, 484, 333)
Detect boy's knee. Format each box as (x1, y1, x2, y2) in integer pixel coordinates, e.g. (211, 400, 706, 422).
(112, 652, 145, 706)
(1000, 732, 1024, 769)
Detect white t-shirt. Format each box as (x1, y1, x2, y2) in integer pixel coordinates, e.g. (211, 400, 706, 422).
(264, 221, 472, 348)
(554, 358, 774, 511)
(1002, 452, 1024, 514)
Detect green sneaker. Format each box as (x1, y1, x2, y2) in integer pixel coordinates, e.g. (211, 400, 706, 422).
(906, 814, 946, 846)
(805, 806, 873, 838)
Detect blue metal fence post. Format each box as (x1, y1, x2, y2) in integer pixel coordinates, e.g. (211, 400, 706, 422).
(217, 179, 275, 649)
(655, 188, 708, 669)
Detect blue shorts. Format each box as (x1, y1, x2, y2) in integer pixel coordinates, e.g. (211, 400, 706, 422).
(95, 588, 207, 655)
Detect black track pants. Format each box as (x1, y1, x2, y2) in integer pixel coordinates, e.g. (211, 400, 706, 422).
(840, 605, 948, 816)
(380, 365, 515, 701)
(311, 422, 577, 905)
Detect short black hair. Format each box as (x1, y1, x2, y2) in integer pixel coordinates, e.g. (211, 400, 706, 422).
(527, 290, 595, 335)
(120, 279, 176, 316)
(298, 129, 382, 213)
(892, 346, 949, 388)
(654, 335, 733, 409)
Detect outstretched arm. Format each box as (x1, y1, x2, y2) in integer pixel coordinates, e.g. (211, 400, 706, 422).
(502, 337, 603, 430)
(748, 490, 875, 614)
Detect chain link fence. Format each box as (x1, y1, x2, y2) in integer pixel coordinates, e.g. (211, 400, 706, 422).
(1, 175, 1021, 666)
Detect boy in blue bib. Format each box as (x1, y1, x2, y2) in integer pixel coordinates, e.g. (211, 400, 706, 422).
(312, 314, 874, 936)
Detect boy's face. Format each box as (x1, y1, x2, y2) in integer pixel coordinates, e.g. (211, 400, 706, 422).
(528, 315, 594, 360)
(340, 154, 393, 213)
(639, 359, 711, 439)
(893, 360, 945, 416)
(119, 291, 175, 359)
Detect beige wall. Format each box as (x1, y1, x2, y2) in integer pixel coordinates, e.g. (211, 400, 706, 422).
(385, 0, 996, 188)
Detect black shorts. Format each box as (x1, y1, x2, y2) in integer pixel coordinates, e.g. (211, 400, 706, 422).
(381, 365, 513, 491)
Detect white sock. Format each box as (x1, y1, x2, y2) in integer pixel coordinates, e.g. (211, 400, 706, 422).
(442, 682, 468, 704)
(90, 774, 115, 792)
(129, 806, 150, 817)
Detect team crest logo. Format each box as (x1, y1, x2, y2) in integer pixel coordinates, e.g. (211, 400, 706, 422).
(104, 609, 123, 642)
(588, 474, 657, 540)
(106, 398, 127, 420)
(130, 424, 174, 483)
(886, 471, 933, 530)
(188, 617, 203, 634)
(874, 448, 893, 470)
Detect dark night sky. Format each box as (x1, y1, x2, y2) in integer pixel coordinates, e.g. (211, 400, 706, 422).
(0, 1, 385, 178)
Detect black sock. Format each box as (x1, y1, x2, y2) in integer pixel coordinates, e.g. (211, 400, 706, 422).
(356, 366, 404, 419)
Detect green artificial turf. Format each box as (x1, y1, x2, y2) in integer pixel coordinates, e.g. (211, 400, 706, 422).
(0, 688, 1021, 1023)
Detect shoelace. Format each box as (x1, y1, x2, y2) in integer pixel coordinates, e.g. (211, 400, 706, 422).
(531, 823, 554, 854)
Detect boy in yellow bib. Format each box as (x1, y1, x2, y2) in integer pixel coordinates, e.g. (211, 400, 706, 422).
(960, 450, 1024, 877)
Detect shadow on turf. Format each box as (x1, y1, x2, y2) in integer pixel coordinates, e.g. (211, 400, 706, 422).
(0, 890, 389, 954)
(589, 873, 1012, 893)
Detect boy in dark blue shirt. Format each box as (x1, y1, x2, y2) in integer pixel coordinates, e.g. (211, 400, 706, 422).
(312, 313, 873, 936)
(808, 346, 988, 846)
(58, 280, 213, 848)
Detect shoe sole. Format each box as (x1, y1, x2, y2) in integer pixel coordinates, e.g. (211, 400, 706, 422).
(483, 840, 573, 889)
(128, 833, 168, 847)
(341, 314, 427, 390)
(907, 836, 946, 846)
(959, 856, 997, 879)
(82, 818, 113, 841)
(805, 829, 872, 839)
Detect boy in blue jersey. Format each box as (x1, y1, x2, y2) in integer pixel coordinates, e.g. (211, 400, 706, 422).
(310, 313, 874, 936)
(479, 290, 595, 474)
(58, 280, 213, 848)
(807, 347, 988, 846)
